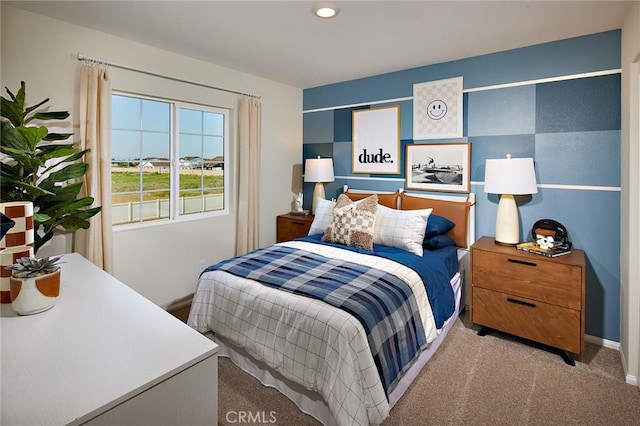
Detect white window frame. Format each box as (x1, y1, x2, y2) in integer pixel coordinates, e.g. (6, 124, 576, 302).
(111, 91, 230, 230)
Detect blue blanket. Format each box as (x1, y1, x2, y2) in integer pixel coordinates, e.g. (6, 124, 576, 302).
(205, 245, 428, 396)
(299, 234, 457, 329)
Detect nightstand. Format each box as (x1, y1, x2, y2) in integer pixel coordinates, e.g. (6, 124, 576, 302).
(276, 214, 314, 242)
(470, 236, 586, 365)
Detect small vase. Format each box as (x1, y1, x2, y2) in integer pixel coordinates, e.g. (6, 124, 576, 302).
(9, 269, 61, 315)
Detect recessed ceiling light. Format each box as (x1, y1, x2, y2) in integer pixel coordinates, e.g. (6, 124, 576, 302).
(312, 3, 340, 19)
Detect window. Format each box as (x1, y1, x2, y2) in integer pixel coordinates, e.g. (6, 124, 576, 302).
(111, 93, 229, 226)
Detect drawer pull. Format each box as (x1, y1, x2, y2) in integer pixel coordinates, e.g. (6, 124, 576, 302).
(507, 297, 537, 308)
(292, 221, 306, 226)
(507, 258, 537, 267)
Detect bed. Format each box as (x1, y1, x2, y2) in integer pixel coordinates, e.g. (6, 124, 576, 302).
(188, 188, 475, 425)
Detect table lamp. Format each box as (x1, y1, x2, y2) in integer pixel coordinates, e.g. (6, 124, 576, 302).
(304, 156, 335, 214)
(484, 155, 538, 245)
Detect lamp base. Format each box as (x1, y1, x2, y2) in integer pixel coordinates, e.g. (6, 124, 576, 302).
(494, 194, 520, 245)
(312, 182, 326, 214)
(494, 240, 517, 247)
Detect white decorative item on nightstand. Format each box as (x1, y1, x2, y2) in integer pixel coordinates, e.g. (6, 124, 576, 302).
(294, 192, 303, 211)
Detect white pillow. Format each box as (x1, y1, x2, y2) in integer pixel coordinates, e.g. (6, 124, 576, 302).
(374, 205, 433, 256)
(308, 197, 336, 235)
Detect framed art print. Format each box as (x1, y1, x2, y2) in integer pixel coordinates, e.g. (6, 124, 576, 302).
(413, 76, 463, 140)
(405, 142, 471, 193)
(352, 105, 400, 174)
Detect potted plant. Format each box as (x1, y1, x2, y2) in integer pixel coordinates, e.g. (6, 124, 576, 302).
(0, 82, 101, 253)
(6, 255, 63, 315)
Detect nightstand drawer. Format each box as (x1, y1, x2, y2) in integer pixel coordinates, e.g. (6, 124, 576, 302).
(472, 287, 581, 354)
(472, 250, 582, 310)
(276, 214, 314, 242)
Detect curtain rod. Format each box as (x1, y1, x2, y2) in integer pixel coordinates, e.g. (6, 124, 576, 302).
(77, 52, 260, 99)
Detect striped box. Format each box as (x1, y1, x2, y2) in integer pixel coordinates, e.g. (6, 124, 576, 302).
(0, 245, 34, 303)
(0, 202, 35, 249)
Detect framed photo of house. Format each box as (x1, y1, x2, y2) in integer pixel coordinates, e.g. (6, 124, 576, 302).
(405, 142, 471, 193)
(352, 105, 400, 174)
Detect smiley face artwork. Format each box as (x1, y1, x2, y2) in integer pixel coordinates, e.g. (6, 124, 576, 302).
(413, 76, 463, 139)
(426, 100, 447, 120)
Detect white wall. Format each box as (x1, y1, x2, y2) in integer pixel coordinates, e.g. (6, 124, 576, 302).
(621, 0, 640, 386)
(1, 5, 302, 307)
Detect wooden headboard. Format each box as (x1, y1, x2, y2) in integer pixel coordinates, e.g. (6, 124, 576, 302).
(400, 192, 472, 249)
(342, 186, 475, 249)
(343, 190, 399, 209)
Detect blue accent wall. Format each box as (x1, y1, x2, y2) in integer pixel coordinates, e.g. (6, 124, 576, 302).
(302, 30, 622, 342)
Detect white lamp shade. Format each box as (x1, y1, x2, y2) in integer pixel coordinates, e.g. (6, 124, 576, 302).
(484, 157, 538, 195)
(304, 157, 334, 214)
(484, 156, 537, 245)
(304, 157, 335, 183)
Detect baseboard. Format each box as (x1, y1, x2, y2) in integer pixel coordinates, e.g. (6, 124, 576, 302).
(164, 294, 194, 312)
(583, 334, 640, 386)
(625, 373, 639, 386)
(584, 333, 620, 350)
(619, 348, 640, 386)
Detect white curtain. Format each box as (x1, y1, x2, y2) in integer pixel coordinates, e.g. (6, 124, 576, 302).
(235, 96, 262, 255)
(77, 64, 114, 273)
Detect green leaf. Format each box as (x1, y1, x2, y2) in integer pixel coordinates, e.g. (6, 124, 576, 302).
(63, 196, 97, 211)
(39, 182, 83, 202)
(41, 149, 89, 173)
(33, 212, 52, 222)
(57, 217, 92, 232)
(15, 82, 26, 107)
(1, 97, 24, 127)
(40, 162, 88, 188)
(1, 82, 26, 125)
(0, 144, 35, 162)
(0, 161, 20, 179)
(37, 144, 77, 162)
(56, 207, 102, 231)
(16, 126, 48, 151)
(43, 132, 73, 141)
(12, 181, 54, 198)
(72, 206, 102, 220)
(23, 98, 50, 117)
(31, 111, 70, 121)
(0, 147, 42, 171)
(0, 122, 30, 151)
(4, 84, 18, 102)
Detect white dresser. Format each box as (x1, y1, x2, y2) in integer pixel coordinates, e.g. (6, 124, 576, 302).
(1, 253, 218, 425)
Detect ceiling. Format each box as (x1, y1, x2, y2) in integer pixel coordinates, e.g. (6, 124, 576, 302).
(5, 1, 633, 89)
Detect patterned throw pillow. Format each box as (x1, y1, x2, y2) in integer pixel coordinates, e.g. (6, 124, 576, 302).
(322, 194, 378, 251)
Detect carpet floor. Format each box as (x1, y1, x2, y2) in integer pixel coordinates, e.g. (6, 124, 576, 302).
(171, 306, 640, 425)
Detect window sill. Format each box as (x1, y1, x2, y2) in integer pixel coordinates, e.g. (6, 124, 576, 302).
(113, 209, 229, 232)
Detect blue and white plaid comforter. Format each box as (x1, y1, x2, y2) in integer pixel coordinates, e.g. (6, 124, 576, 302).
(190, 240, 457, 425)
(207, 245, 427, 396)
